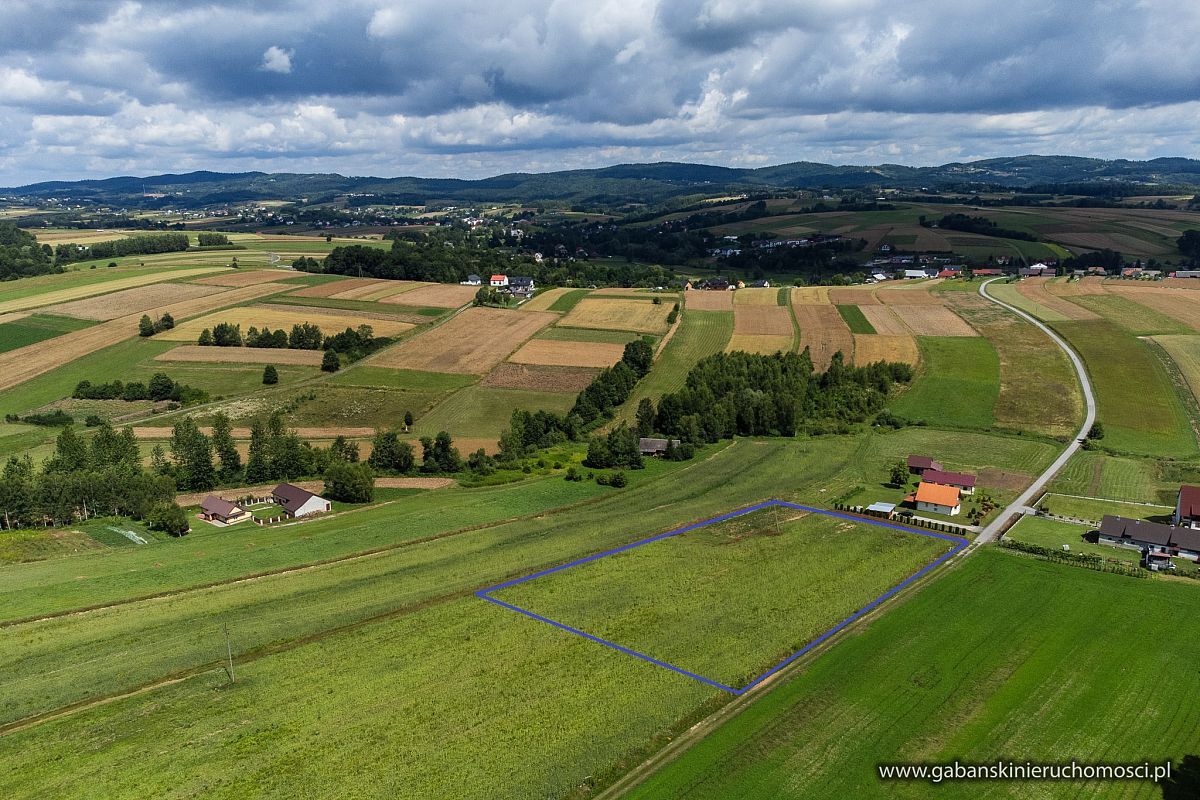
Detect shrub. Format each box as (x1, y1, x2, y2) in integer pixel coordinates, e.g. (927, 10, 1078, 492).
(263, 365, 279, 385)
(321, 350, 340, 372)
(147, 503, 190, 536)
(323, 461, 375, 503)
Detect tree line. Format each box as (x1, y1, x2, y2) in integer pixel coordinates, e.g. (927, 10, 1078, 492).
(0, 222, 58, 280)
(73, 372, 209, 406)
(53, 233, 191, 264)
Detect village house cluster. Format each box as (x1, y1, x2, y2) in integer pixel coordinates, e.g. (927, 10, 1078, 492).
(198, 483, 331, 527)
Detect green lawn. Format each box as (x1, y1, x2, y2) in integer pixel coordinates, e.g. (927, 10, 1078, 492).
(326, 365, 476, 392)
(547, 288, 591, 313)
(836, 304, 875, 333)
(491, 508, 950, 688)
(890, 336, 1000, 429)
(1036, 492, 1173, 523)
(1054, 320, 1197, 457)
(413, 385, 577, 439)
(1047, 450, 1173, 504)
(625, 548, 1200, 799)
(1005, 515, 1137, 560)
(0, 314, 96, 353)
(1068, 294, 1193, 336)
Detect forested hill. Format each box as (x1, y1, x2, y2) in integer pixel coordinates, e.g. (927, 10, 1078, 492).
(6, 155, 1200, 208)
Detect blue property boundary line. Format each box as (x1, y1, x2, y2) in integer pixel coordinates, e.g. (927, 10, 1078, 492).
(476, 499, 969, 695)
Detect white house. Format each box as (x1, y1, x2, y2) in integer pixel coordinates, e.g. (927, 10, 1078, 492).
(461, 274, 482, 286)
(913, 482, 961, 516)
(490, 274, 509, 287)
(272, 483, 331, 518)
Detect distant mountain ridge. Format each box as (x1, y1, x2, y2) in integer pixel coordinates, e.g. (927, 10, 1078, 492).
(6, 155, 1200, 207)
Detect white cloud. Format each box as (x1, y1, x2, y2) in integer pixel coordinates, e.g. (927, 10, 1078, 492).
(260, 46, 293, 74)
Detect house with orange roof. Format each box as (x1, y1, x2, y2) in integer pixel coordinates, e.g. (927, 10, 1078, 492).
(913, 482, 961, 516)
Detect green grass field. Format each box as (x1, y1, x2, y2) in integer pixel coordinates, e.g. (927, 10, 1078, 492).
(1054, 320, 1197, 457)
(1047, 450, 1171, 504)
(835, 304, 875, 333)
(986, 281, 1068, 321)
(547, 288, 591, 313)
(1036, 492, 1173, 523)
(0, 314, 95, 353)
(326, 365, 476, 392)
(944, 292, 1081, 437)
(625, 548, 1200, 799)
(890, 336, 1000, 429)
(414, 385, 577, 439)
(1068, 294, 1194, 336)
(614, 309, 733, 425)
(1004, 514, 1138, 560)
(491, 508, 950, 689)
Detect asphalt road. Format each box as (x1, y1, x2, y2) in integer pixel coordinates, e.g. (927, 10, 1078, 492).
(974, 278, 1097, 543)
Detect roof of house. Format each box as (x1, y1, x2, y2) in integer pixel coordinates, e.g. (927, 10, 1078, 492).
(272, 482, 320, 509)
(467, 273, 481, 280)
(490, 274, 507, 281)
(915, 482, 961, 508)
(921, 469, 976, 488)
(200, 495, 243, 517)
(509, 275, 534, 285)
(1098, 515, 1173, 546)
(1178, 485, 1200, 519)
(907, 455, 941, 470)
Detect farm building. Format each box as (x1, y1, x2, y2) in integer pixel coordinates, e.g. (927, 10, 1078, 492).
(912, 482, 961, 516)
(749, 279, 771, 288)
(462, 274, 482, 286)
(639, 437, 681, 456)
(272, 483, 331, 518)
(1174, 270, 1200, 279)
(1097, 515, 1200, 561)
(1174, 485, 1200, 528)
(490, 274, 509, 287)
(199, 496, 251, 525)
(902, 269, 927, 279)
(907, 454, 943, 476)
(974, 268, 1004, 276)
(921, 469, 976, 495)
(866, 502, 897, 519)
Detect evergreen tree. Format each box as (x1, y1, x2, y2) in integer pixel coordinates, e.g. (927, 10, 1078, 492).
(420, 431, 462, 473)
(170, 418, 215, 491)
(262, 364, 278, 384)
(198, 328, 214, 346)
(210, 412, 242, 480)
(635, 397, 656, 437)
(245, 420, 271, 482)
(621, 338, 654, 378)
(139, 314, 156, 337)
(321, 349, 340, 372)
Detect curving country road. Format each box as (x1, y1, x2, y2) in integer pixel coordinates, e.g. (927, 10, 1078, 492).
(973, 277, 1097, 543)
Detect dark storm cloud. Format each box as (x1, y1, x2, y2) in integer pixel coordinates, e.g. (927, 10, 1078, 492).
(1, 0, 1198, 184)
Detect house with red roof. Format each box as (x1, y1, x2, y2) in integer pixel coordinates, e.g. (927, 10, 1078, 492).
(489, 274, 508, 287)
(913, 482, 961, 516)
(1174, 485, 1200, 529)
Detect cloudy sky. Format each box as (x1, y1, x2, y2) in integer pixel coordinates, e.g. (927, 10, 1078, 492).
(2, 0, 1199, 185)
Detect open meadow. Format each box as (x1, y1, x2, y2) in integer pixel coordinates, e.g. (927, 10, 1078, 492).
(890, 337, 1000, 429)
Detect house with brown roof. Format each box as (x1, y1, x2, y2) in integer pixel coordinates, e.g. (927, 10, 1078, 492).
(906, 455, 943, 476)
(913, 482, 961, 516)
(921, 469, 976, 495)
(199, 496, 251, 525)
(272, 483, 331, 518)
(1174, 485, 1200, 529)
(1098, 515, 1200, 561)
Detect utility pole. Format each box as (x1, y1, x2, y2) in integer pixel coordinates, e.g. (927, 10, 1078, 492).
(224, 622, 235, 684)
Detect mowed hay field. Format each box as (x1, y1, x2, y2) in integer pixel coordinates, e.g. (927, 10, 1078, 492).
(891, 336, 1000, 429)
(1152, 335, 1200, 403)
(858, 305, 910, 335)
(888, 304, 978, 336)
(853, 334, 919, 365)
(288, 277, 381, 298)
(790, 298, 854, 370)
(732, 287, 780, 305)
(39, 282, 222, 321)
(0, 283, 289, 392)
(482, 363, 598, 392)
(0, 267, 226, 314)
(191, 270, 297, 287)
(1015, 278, 1098, 319)
(1103, 286, 1200, 332)
(728, 303, 794, 354)
(381, 283, 478, 308)
(625, 550, 1200, 800)
(945, 292, 1082, 437)
(1054, 320, 1196, 457)
(685, 290, 734, 310)
(559, 297, 672, 334)
(154, 345, 325, 366)
(519, 287, 576, 312)
(159, 305, 416, 341)
(507, 338, 625, 368)
(373, 306, 556, 374)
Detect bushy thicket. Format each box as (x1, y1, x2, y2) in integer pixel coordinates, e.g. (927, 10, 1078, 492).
(0, 222, 58, 280)
(73, 372, 208, 405)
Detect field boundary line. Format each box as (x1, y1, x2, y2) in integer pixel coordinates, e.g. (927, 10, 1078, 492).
(477, 499, 967, 695)
(1038, 491, 1172, 508)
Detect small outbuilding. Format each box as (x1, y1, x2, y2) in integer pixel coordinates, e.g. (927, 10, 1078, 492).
(272, 483, 331, 518)
(866, 502, 897, 519)
(638, 437, 681, 456)
(906, 454, 943, 476)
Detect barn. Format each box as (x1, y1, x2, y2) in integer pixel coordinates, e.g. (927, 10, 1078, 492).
(272, 483, 332, 518)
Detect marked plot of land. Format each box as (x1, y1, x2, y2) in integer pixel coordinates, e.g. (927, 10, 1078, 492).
(1015, 278, 1099, 319)
(791, 301, 854, 369)
(373, 306, 555, 374)
(485, 506, 955, 691)
(889, 304, 978, 336)
(191, 270, 295, 287)
(0, 267, 226, 315)
(732, 287, 779, 305)
(853, 334, 920, 365)
(858, 305, 909, 335)
(154, 345, 325, 365)
(288, 278, 379, 298)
